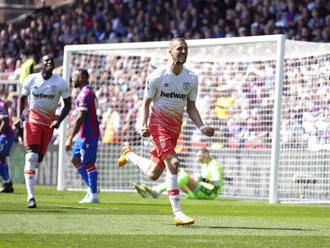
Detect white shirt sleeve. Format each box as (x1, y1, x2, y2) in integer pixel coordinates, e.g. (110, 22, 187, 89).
(188, 74, 198, 101)
(145, 69, 160, 99)
(21, 74, 34, 96)
(59, 77, 70, 99)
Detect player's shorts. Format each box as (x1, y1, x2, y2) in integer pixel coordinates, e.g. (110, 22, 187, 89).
(186, 182, 221, 200)
(72, 137, 98, 164)
(149, 124, 180, 168)
(0, 135, 14, 156)
(24, 121, 54, 155)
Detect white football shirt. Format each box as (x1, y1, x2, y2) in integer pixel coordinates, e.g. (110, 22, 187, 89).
(22, 73, 70, 126)
(145, 66, 198, 134)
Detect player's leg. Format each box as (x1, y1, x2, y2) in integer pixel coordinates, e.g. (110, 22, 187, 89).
(24, 144, 39, 208)
(71, 138, 89, 186)
(149, 126, 194, 225)
(131, 161, 164, 197)
(143, 183, 165, 198)
(134, 166, 165, 198)
(37, 123, 56, 169)
(0, 135, 14, 193)
(79, 137, 99, 203)
(140, 169, 198, 199)
(0, 155, 14, 193)
(24, 123, 54, 208)
(133, 183, 148, 198)
(178, 170, 199, 194)
(186, 182, 219, 200)
(23, 122, 42, 208)
(164, 155, 195, 226)
(118, 146, 165, 180)
(70, 154, 91, 203)
(164, 156, 181, 213)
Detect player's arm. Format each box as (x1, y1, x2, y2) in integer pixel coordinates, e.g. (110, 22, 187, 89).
(199, 177, 216, 185)
(50, 96, 72, 129)
(186, 99, 214, 137)
(0, 116, 9, 134)
(30, 64, 34, 74)
(200, 161, 223, 186)
(140, 97, 152, 137)
(199, 174, 221, 186)
(15, 94, 27, 128)
(65, 110, 86, 151)
(141, 70, 159, 137)
(0, 102, 10, 134)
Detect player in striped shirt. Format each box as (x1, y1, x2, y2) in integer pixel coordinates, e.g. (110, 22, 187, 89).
(0, 98, 14, 193)
(16, 55, 72, 208)
(118, 38, 215, 225)
(65, 68, 100, 203)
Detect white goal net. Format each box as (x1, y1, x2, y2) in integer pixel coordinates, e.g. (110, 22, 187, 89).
(59, 35, 330, 203)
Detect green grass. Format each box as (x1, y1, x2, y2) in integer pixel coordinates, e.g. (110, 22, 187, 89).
(0, 185, 330, 248)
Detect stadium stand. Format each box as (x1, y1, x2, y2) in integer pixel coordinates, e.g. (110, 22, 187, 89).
(0, 0, 329, 65)
(0, 0, 329, 145)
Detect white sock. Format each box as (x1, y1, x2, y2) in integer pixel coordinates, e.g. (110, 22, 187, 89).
(24, 152, 38, 200)
(5, 157, 11, 182)
(126, 152, 154, 174)
(166, 173, 182, 215)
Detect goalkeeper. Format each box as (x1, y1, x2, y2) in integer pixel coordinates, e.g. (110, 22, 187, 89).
(134, 148, 223, 200)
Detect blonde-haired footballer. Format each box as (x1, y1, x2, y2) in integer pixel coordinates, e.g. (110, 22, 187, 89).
(118, 38, 215, 226)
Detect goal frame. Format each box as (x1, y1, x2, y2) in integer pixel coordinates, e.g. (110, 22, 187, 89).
(58, 35, 286, 204)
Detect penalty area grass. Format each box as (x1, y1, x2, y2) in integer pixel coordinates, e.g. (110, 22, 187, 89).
(0, 185, 329, 248)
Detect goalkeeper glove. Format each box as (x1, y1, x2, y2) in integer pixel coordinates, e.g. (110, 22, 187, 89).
(198, 177, 210, 183)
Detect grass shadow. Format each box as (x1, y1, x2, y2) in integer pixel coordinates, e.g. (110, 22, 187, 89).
(208, 226, 314, 231)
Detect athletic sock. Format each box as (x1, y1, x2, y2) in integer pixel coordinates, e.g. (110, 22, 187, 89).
(24, 152, 38, 200)
(75, 163, 89, 186)
(0, 162, 8, 182)
(126, 152, 154, 174)
(166, 173, 182, 215)
(2, 163, 10, 183)
(86, 166, 98, 194)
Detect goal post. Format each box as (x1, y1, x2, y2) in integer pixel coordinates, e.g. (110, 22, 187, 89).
(269, 35, 285, 204)
(58, 35, 330, 204)
(57, 48, 71, 191)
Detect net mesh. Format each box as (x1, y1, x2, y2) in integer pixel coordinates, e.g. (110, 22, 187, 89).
(62, 38, 330, 202)
(278, 53, 330, 201)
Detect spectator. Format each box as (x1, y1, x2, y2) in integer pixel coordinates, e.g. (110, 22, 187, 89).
(5, 58, 15, 73)
(321, 27, 330, 42)
(19, 49, 35, 84)
(0, 58, 6, 73)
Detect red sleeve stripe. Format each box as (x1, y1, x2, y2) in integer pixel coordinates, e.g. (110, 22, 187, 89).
(74, 163, 84, 169)
(24, 170, 36, 175)
(86, 166, 96, 173)
(167, 189, 179, 195)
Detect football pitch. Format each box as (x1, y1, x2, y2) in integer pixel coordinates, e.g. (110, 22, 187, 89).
(0, 185, 329, 248)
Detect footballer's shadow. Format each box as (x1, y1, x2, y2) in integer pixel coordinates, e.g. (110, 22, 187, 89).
(207, 226, 314, 231)
(0, 209, 63, 213)
(171, 225, 314, 231)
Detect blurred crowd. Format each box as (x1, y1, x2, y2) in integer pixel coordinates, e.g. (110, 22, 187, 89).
(192, 55, 330, 151)
(0, 0, 329, 151)
(61, 48, 330, 151)
(0, 0, 329, 70)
